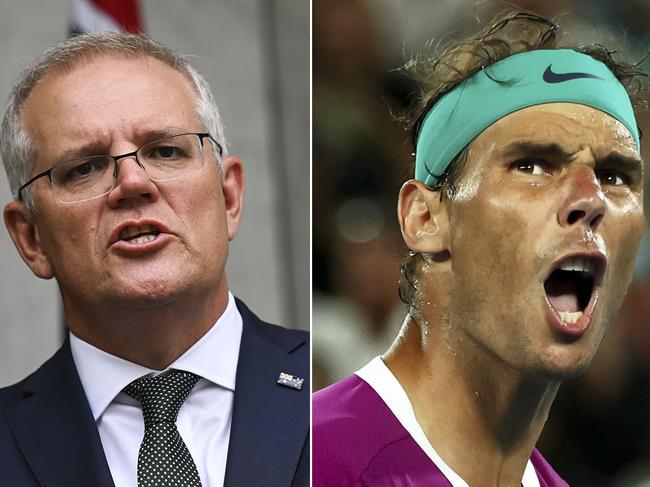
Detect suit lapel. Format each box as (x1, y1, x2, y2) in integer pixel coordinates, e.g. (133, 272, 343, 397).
(224, 301, 309, 487)
(5, 339, 115, 487)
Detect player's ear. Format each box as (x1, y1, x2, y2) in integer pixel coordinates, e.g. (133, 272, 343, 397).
(3, 201, 54, 279)
(398, 179, 449, 254)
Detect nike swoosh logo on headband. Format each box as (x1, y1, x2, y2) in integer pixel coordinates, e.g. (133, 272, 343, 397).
(543, 65, 605, 83)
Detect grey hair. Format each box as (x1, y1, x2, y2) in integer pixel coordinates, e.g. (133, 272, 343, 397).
(1, 32, 228, 208)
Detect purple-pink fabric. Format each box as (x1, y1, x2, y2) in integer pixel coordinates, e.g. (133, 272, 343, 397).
(313, 374, 569, 487)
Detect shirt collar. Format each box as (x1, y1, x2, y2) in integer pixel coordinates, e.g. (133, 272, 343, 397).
(356, 357, 541, 487)
(70, 292, 243, 421)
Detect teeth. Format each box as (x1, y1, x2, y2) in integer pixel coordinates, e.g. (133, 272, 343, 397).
(120, 227, 137, 239)
(130, 234, 156, 244)
(558, 310, 583, 324)
(558, 257, 594, 275)
(119, 224, 158, 240)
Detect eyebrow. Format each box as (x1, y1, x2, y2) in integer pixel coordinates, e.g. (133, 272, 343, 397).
(598, 151, 644, 174)
(52, 127, 187, 163)
(54, 142, 110, 163)
(501, 141, 574, 160)
(502, 141, 643, 172)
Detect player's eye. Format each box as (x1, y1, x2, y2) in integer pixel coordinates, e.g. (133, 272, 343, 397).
(511, 159, 548, 176)
(597, 170, 627, 187)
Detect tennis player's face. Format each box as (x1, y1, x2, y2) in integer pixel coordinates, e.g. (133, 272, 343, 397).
(445, 103, 644, 379)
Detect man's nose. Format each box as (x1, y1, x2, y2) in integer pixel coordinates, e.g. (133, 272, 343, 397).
(106, 156, 160, 207)
(557, 165, 606, 231)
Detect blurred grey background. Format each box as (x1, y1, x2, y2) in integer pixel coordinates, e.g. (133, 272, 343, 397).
(0, 0, 309, 387)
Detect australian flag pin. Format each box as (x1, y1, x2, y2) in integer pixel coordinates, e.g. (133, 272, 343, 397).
(277, 372, 304, 390)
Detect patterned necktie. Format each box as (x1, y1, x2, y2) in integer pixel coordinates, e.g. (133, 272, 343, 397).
(123, 369, 203, 487)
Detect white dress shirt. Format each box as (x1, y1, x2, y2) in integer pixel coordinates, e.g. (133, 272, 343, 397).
(70, 292, 243, 487)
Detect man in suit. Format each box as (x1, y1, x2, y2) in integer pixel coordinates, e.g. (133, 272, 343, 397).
(0, 32, 308, 486)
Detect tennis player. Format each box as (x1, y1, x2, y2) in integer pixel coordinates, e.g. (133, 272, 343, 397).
(314, 11, 646, 487)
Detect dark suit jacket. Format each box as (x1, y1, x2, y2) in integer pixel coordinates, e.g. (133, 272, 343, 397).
(0, 298, 309, 486)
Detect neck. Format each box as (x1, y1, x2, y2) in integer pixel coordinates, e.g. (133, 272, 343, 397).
(62, 281, 230, 370)
(384, 315, 560, 487)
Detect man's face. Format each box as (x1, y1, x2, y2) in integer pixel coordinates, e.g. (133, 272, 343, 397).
(9, 55, 243, 319)
(441, 103, 644, 379)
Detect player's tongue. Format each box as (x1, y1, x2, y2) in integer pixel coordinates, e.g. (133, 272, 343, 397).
(545, 271, 582, 312)
(546, 284, 579, 312)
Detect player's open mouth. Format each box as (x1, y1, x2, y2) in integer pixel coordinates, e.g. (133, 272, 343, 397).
(119, 224, 162, 244)
(543, 253, 606, 336)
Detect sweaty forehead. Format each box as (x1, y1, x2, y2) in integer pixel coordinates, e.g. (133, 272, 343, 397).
(472, 103, 638, 158)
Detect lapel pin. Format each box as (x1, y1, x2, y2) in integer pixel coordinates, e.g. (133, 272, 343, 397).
(277, 372, 304, 390)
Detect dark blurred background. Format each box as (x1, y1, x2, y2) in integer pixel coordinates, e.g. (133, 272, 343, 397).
(312, 1, 650, 486)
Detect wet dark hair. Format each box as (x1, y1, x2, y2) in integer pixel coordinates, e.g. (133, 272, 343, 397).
(398, 9, 649, 311)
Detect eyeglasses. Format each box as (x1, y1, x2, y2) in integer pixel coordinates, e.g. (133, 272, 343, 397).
(17, 132, 221, 203)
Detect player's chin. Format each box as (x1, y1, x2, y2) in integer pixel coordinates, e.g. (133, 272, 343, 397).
(536, 346, 597, 381)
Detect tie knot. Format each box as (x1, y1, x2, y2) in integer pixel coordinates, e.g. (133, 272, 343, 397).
(123, 369, 200, 427)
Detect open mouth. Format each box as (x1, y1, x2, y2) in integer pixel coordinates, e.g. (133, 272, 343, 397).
(119, 224, 161, 244)
(544, 255, 605, 325)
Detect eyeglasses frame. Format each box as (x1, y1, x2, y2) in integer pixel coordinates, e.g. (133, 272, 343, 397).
(16, 132, 222, 202)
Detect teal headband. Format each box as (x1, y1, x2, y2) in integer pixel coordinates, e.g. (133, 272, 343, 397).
(415, 49, 640, 186)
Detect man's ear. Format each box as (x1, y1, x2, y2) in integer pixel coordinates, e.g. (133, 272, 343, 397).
(3, 201, 54, 279)
(397, 179, 450, 254)
(220, 155, 245, 241)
